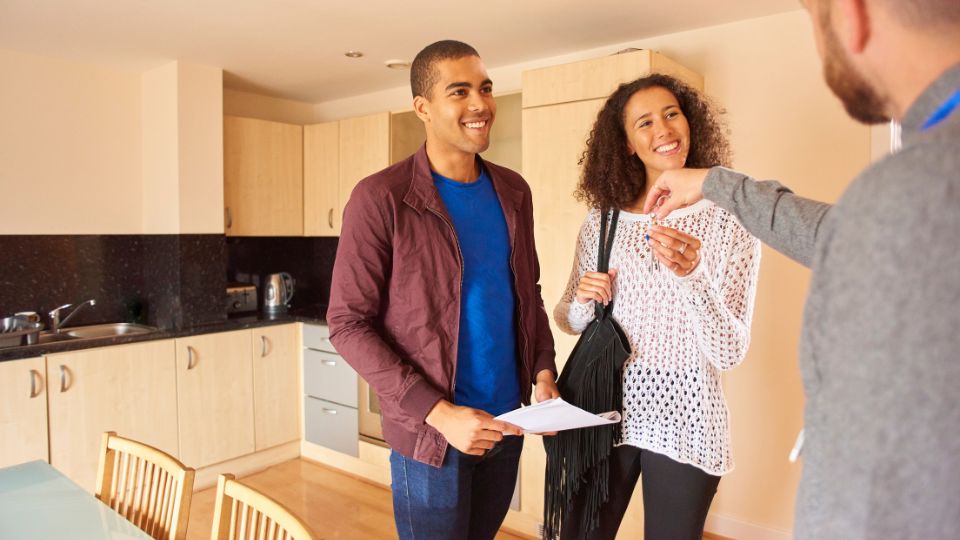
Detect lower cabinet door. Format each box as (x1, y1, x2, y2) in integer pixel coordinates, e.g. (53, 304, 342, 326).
(304, 397, 358, 457)
(176, 330, 255, 467)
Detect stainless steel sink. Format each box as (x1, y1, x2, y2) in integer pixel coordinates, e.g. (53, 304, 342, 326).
(64, 323, 158, 339)
(37, 332, 75, 344)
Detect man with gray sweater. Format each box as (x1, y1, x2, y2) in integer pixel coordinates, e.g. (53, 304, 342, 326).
(645, 0, 960, 538)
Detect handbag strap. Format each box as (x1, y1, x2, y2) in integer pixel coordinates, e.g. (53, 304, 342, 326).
(595, 208, 620, 319)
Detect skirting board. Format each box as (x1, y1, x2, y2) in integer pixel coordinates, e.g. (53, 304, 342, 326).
(705, 512, 793, 540)
(501, 509, 793, 540)
(300, 440, 392, 486)
(193, 440, 301, 490)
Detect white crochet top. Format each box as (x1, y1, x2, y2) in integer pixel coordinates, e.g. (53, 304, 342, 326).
(554, 200, 761, 475)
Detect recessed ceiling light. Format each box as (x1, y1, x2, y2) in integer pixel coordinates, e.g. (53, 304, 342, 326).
(344, 51, 363, 58)
(384, 59, 411, 70)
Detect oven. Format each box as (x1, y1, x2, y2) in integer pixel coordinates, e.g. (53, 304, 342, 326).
(358, 378, 387, 447)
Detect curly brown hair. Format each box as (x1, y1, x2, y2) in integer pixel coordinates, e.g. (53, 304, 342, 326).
(575, 73, 731, 210)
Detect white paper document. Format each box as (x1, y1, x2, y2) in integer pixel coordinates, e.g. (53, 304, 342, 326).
(494, 398, 621, 434)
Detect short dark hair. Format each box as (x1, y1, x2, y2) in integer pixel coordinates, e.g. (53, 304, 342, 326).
(410, 40, 480, 99)
(576, 74, 732, 210)
(876, 0, 960, 28)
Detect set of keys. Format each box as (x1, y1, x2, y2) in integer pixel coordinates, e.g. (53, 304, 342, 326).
(642, 194, 670, 272)
(644, 212, 662, 273)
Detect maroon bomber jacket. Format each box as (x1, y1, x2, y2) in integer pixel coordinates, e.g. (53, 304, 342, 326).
(327, 144, 557, 467)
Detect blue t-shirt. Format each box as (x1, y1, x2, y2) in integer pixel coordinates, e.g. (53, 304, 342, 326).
(432, 167, 521, 416)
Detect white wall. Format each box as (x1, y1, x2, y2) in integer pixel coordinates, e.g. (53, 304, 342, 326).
(0, 50, 224, 235)
(0, 48, 142, 234)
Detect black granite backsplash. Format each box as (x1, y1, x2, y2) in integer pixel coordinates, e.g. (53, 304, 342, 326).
(0, 235, 225, 330)
(226, 236, 338, 315)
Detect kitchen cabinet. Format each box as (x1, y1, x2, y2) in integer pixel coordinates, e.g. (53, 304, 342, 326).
(230, 110, 406, 238)
(0, 356, 48, 468)
(46, 340, 179, 492)
(224, 115, 304, 236)
(175, 330, 255, 467)
(252, 324, 301, 450)
(303, 121, 340, 236)
(337, 112, 391, 217)
(302, 324, 358, 457)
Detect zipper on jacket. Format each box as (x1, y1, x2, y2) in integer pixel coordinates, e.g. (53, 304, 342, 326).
(509, 241, 531, 397)
(428, 207, 464, 401)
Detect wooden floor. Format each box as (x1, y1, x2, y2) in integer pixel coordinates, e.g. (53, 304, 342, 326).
(185, 458, 527, 540)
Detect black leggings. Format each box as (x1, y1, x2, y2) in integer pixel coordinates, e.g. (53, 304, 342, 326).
(559, 445, 721, 540)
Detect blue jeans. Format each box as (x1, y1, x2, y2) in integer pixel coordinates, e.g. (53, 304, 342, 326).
(390, 435, 523, 540)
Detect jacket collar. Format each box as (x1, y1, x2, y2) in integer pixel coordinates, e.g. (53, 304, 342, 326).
(402, 144, 522, 214)
(902, 62, 960, 144)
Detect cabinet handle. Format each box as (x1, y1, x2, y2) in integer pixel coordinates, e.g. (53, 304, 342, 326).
(29, 369, 42, 398)
(225, 207, 233, 229)
(187, 346, 198, 370)
(260, 335, 270, 358)
(58, 365, 71, 393)
(321, 408, 338, 415)
(321, 359, 337, 367)
(327, 208, 334, 229)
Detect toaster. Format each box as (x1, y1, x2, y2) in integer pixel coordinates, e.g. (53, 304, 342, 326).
(226, 282, 258, 314)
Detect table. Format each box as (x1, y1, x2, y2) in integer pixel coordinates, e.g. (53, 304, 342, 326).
(0, 460, 151, 539)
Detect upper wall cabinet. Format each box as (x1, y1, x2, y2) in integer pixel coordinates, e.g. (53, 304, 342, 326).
(224, 116, 304, 236)
(337, 112, 391, 224)
(229, 110, 420, 238)
(303, 112, 398, 237)
(302, 113, 391, 237)
(303, 121, 340, 236)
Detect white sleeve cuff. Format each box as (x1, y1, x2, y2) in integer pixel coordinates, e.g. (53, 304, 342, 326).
(567, 298, 596, 327)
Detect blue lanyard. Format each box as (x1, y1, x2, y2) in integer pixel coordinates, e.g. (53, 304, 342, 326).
(921, 89, 960, 131)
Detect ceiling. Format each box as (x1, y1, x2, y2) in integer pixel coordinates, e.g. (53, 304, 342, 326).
(0, 0, 801, 103)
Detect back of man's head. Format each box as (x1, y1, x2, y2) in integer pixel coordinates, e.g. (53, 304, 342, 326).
(410, 40, 480, 99)
(874, 0, 960, 29)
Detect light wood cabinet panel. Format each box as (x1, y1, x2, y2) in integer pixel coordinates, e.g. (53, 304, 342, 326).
(390, 110, 425, 165)
(522, 49, 703, 109)
(224, 115, 304, 236)
(46, 340, 179, 492)
(0, 357, 48, 468)
(339, 112, 390, 211)
(522, 100, 605, 371)
(176, 330, 255, 467)
(304, 121, 340, 236)
(252, 324, 301, 450)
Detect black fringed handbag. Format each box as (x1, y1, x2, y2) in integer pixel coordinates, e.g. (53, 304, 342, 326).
(543, 209, 631, 540)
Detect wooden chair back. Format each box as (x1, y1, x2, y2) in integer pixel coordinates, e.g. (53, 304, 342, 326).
(210, 473, 315, 540)
(95, 431, 196, 540)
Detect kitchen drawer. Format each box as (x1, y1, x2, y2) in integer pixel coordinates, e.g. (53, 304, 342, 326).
(304, 397, 358, 457)
(303, 324, 336, 353)
(303, 349, 358, 407)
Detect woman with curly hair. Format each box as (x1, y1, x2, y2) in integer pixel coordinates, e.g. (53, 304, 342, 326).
(552, 73, 761, 539)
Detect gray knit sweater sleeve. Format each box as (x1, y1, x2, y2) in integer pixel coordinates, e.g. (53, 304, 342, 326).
(702, 167, 831, 267)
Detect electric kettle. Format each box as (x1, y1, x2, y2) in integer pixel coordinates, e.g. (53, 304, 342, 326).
(263, 272, 295, 312)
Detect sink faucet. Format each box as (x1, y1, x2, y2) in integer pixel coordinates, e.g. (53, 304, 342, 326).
(49, 299, 97, 333)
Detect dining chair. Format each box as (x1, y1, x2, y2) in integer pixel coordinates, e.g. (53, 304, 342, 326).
(210, 473, 316, 540)
(95, 431, 196, 540)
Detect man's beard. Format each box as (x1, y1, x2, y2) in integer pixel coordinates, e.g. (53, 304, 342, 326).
(822, 23, 890, 124)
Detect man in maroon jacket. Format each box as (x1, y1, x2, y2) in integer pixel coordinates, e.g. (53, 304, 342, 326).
(327, 40, 559, 539)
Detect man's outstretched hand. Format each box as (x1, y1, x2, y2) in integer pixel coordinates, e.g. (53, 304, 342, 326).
(644, 168, 712, 218)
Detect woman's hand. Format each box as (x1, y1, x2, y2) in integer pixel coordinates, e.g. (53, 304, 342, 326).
(648, 225, 701, 277)
(575, 269, 618, 305)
